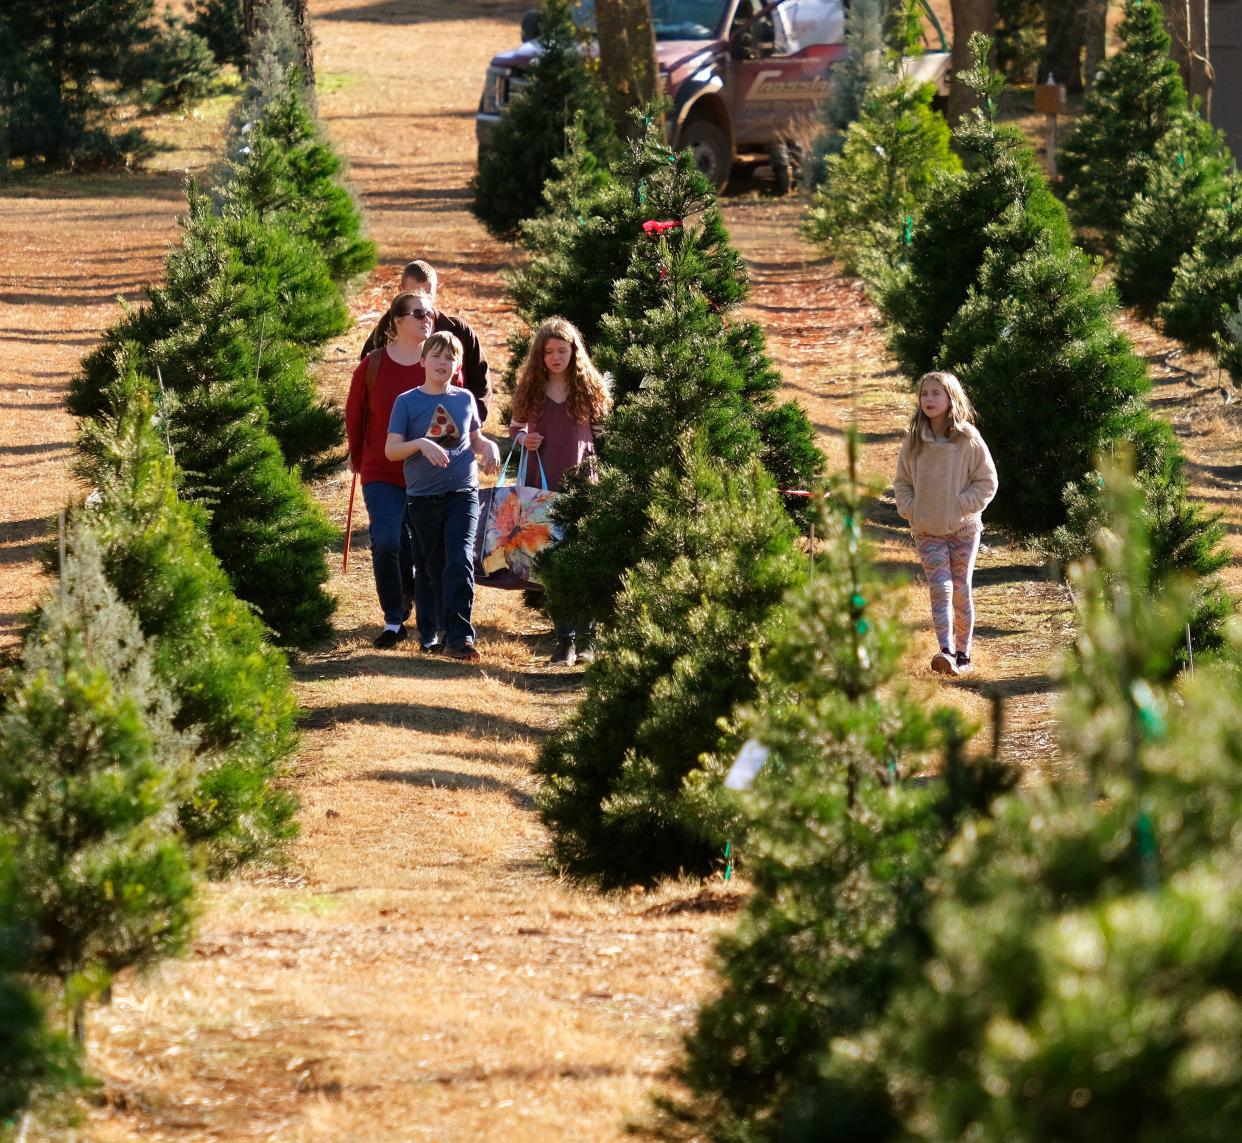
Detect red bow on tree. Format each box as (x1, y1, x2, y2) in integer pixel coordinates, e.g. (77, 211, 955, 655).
(642, 219, 682, 235)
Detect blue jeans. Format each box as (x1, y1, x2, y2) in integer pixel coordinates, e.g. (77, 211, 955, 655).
(406, 489, 479, 649)
(362, 481, 416, 626)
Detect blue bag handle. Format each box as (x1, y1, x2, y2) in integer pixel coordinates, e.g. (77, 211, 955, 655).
(513, 436, 550, 491)
(495, 438, 524, 489)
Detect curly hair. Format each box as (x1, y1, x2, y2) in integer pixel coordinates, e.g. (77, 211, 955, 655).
(512, 317, 611, 425)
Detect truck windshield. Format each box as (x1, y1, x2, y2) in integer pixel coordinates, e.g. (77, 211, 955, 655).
(572, 1, 730, 42)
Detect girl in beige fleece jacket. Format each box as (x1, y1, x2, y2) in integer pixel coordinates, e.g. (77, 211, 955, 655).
(894, 371, 998, 677)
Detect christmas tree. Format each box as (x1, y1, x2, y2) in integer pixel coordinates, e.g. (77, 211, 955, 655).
(0, 837, 80, 1123)
(878, 35, 1072, 379)
(847, 462, 1242, 1138)
(472, 0, 618, 238)
(0, 528, 197, 1044)
(0, 0, 160, 171)
(536, 449, 804, 887)
(75, 327, 338, 648)
(73, 186, 348, 477)
(1115, 109, 1235, 314)
(1159, 169, 1242, 351)
(937, 230, 1152, 535)
(538, 219, 821, 631)
(75, 361, 300, 873)
(1217, 299, 1242, 388)
(804, 0, 891, 180)
(802, 79, 959, 277)
(220, 71, 376, 284)
(1060, 0, 1189, 250)
(651, 434, 1010, 1141)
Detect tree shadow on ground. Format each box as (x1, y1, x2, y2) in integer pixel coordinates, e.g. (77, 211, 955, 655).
(363, 766, 535, 810)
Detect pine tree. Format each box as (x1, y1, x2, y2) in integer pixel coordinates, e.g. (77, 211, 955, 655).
(651, 435, 1010, 1141)
(75, 327, 338, 649)
(805, 0, 891, 181)
(75, 361, 300, 873)
(802, 79, 959, 277)
(0, 837, 80, 1123)
(72, 186, 347, 477)
(538, 218, 822, 631)
(1049, 441, 1233, 658)
(536, 449, 805, 888)
(0, 528, 197, 1043)
(1217, 298, 1242, 388)
(937, 231, 1153, 535)
(220, 71, 376, 284)
(472, 0, 618, 237)
(878, 35, 1072, 378)
(1115, 109, 1235, 313)
(0, 0, 159, 171)
(854, 463, 1242, 1139)
(1060, 0, 1189, 249)
(1159, 169, 1242, 351)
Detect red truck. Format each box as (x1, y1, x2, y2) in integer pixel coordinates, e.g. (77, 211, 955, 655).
(476, 1, 948, 192)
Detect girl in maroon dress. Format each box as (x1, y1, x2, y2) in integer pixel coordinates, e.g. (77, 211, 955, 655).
(509, 317, 611, 666)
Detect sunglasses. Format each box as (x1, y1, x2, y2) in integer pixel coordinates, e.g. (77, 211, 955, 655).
(396, 307, 435, 320)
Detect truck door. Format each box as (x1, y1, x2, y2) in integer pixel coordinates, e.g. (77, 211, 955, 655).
(726, 0, 845, 151)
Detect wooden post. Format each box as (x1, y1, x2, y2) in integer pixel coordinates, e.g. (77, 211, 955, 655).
(1035, 78, 1068, 179)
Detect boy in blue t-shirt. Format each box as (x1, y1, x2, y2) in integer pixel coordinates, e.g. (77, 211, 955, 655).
(385, 331, 500, 660)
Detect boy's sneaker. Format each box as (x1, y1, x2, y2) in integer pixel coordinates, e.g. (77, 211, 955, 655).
(955, 650, 973, 673)
(374, 625, 408, 650)
(931, 648, 959, 677)
(420, 638, 444, 654)
(550, 636, 576, 667)
(445, 640, 480, 662)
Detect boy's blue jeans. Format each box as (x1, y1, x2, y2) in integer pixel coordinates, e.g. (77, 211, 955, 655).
(406, 489, 479, 649)
(362, 481, 416, 627)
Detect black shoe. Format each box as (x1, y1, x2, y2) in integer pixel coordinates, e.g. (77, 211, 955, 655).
(955, 651, 973, 673)
(550, 636, 576, 666)
(374, 625, 408, 650)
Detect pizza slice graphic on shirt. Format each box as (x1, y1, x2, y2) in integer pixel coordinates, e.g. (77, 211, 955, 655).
(426, 403, 462, 449)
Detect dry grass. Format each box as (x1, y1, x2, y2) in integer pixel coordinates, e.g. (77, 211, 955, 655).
(1, 0, 1239, 1138)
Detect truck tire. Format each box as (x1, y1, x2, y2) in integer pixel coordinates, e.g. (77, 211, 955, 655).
(770, 141, 791, 196)
(677, 119, 730, 192)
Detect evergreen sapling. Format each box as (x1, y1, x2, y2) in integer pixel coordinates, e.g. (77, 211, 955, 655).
(0, 528, 197, 1044)
(877, 35, 1072, 379)
(1060, 0, 1189, 250)
(802, 78, 959, 278)
(652, 433, 1010, 1142)
(848, 463, 1242, 1139)
(75, 361, 300, 873)
(536, 449, 805, 888)
(472, 0, 618, 238)
(1115, 109, 1235, 314)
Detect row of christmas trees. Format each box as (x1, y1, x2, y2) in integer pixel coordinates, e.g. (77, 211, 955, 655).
(477, 1, 1242, 1134)
(0, 4, 374, 1124)
(805, 1, 1231, 649)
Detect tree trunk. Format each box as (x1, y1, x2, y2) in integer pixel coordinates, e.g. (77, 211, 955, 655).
(1039, 0, 1087, 90)
(1163, 0, 1213, 114)
(594, 0, 660, 138)
(947, 0, 999, 125)
(243, 0, 316, 93)
(288, 0, 316, 93)
(1083, 0, 1109, 87)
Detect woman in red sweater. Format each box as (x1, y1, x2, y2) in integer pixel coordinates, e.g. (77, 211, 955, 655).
(346, 290, 452, 649)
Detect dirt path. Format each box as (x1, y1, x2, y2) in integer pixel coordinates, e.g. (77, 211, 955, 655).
(1, 2, 1238, 1140)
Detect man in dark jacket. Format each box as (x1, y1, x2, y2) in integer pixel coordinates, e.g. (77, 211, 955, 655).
(359, 259, 493, 422)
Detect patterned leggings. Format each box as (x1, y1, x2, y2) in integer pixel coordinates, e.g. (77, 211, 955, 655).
(914, 523, 982, 657)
